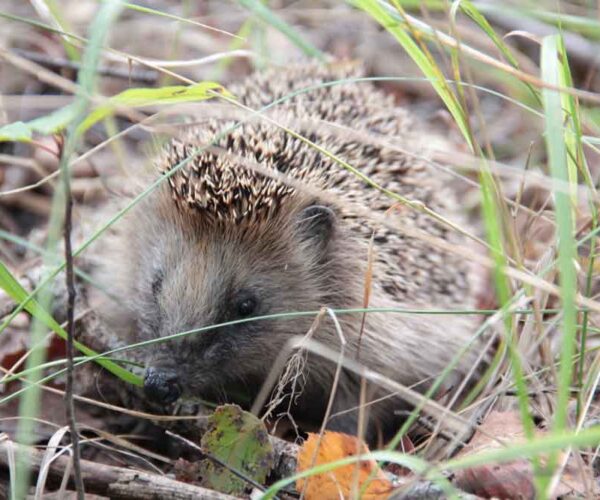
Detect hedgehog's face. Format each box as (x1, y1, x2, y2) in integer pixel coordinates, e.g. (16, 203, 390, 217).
(126, 200, 340, 407)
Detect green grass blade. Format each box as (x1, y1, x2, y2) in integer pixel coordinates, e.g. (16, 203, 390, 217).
(458, 0, 539, 103)
(353, 0, 473, 150)
(476, 4, 600, 42)
(0, 121, 35, 142)
(460, 0, 517, 65)
(33, 0, 81, 61)
(540, 33, 579, 495)
(0, 11, 86, 46)
(236, 0, 325, 61)
(121, 1, 243, 39)
(1, 356, 141, 385)
(556, 36, 583, 209)
(532, 10, 600, 40)
(0, 104, 78, 143)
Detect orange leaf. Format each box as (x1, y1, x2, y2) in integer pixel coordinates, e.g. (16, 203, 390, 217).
(296, 431, 393, 500)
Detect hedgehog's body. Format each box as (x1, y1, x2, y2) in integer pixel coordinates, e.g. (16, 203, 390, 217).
(99, 64, 483, 441)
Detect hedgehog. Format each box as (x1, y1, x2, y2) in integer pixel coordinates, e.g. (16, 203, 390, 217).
(94, 63, 485, 443)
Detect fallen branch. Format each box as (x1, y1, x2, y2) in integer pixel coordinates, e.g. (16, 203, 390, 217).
(0, 439, 236, 499)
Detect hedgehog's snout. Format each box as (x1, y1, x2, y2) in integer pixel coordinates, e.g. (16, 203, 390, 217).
(144, 366, 181, 405)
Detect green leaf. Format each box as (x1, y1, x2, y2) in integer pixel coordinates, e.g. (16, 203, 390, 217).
(200, 404, 274, 495)
(0, 261, 141, 386)
(0, 122, 32, 142)
(0, 103, 78, 142)
(77, 82, 230, 134)
(0, 82, 228, 144)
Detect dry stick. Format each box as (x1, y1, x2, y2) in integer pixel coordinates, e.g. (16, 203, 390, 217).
(0, 49, 165, 136)
(10, 48, 158, 84)
(131, 50, 256, 69)
(59, 135, 84, 498)
(0, 439, 236, 500)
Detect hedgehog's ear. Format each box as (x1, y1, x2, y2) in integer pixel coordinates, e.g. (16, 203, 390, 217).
(296, 205, 336, 250)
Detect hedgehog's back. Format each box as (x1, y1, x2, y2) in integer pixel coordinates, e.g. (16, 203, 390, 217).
(159, 64, 479, 308)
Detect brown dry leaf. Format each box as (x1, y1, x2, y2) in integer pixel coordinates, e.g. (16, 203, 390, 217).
(296, 431, 393, 500)
(454, 411, 535, 498)
(173, 458, 202, 484)
(454, 411, 597, 499)
(455, 461, 535, 499)
(460, 411, 529, 455)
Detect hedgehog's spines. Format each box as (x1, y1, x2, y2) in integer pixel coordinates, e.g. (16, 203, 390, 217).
(155, 62, 474, 306)
(158, 63, 381, 226)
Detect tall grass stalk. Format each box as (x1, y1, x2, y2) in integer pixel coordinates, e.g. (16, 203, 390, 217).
(540, 34, 579, 496)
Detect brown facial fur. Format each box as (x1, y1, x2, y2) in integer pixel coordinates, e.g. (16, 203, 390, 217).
(95, 63, 484, 441)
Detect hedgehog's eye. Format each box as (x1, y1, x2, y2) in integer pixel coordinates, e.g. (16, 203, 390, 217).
(235, 296, 257, 318)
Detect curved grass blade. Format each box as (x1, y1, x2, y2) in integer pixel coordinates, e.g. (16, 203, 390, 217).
(0, 104, 78, 142)
(0, 262, 141, 386)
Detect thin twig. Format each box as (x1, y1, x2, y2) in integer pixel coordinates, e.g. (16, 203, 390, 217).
(59, 134, 84, 499)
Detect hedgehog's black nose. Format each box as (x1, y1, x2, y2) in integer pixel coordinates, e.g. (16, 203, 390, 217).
(144, 366, 181, 405)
